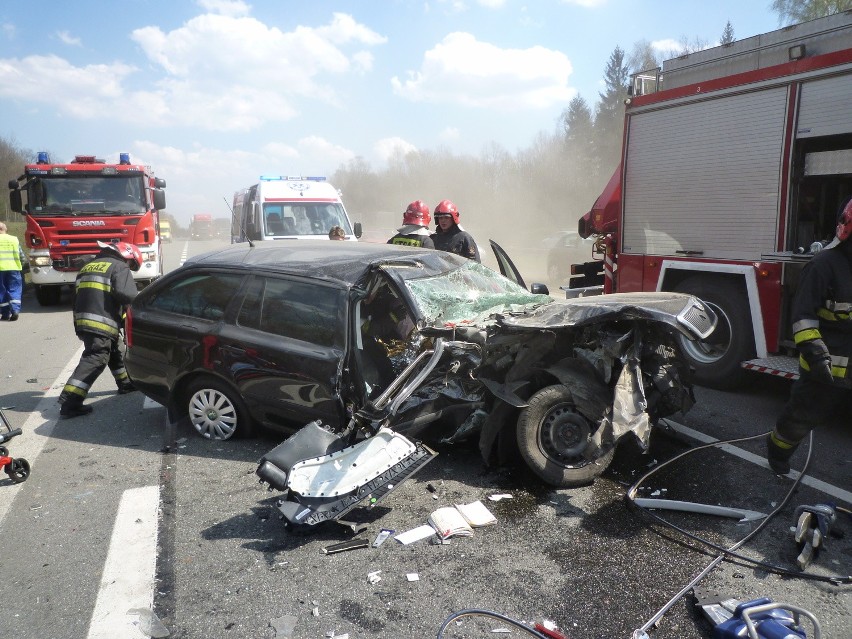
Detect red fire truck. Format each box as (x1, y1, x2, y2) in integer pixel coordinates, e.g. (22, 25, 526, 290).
(190, 213, 214, 240)
(569, 12, 852, 389)
(7, 152, 167, 306)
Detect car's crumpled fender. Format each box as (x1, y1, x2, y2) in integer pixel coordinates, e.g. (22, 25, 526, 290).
(497, 291, 716, 340)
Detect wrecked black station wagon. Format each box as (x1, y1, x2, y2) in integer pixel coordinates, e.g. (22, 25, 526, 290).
(125, 241, 715, 516)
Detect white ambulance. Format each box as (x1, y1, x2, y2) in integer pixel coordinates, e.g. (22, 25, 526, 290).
(231, 176, 361, 242)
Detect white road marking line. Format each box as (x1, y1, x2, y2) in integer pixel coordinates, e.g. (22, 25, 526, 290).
(0, 346, 83, 526)
(86, 485, 161, 639)
(661, 419, 852, 506)
(142, 396, 163, 409)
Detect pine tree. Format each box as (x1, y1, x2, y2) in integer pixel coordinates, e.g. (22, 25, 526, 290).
(720, 21, 735, 45)
(595, 46, 630, 173)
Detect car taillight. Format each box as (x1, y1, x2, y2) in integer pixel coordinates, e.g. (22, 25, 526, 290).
(124, 307, 133, 347)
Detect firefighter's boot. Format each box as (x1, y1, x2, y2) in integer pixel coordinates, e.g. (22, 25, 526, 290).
(117, 381, 137, 395)
(766, 432, 797, 475)
(60, 396, 94, 419)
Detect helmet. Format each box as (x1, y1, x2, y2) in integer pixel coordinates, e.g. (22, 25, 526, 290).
(433, 199, 459, 225)
(98, 240, 143, 271)
(836, 197, 852, 243)
(403, 200, 430, 226)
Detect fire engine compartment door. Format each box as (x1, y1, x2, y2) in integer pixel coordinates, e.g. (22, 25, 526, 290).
(797, 74, 852, 139)
(621, 87, 788, 261)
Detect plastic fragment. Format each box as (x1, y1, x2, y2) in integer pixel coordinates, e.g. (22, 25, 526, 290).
(367, 570, 382, 584)
(269, 614, 297, 639)
(373, 529, 393, 547)
(128, 608, 170, 638)
(406, 573, 420, 581)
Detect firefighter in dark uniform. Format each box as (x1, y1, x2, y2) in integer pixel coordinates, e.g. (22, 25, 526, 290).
(388, 200, 435, 249)
(430, 199, 480, 262)
(58, 241, 143, 418)
(767, 198, 852, 474)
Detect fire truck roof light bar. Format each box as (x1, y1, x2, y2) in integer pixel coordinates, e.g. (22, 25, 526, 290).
(37, 151, 50, 164)
(259, 175, 326, 182)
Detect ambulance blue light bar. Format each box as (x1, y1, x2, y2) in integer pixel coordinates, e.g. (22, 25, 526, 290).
(259, 175, 326, 182)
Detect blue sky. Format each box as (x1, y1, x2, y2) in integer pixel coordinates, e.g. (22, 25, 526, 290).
(0, 0, 782, 224)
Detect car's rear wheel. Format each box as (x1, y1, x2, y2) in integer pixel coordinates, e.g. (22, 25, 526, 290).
(184, 377, 254, 440)
(516, 384, 614, 487)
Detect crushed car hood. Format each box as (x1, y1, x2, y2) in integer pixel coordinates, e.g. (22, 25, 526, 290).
(495, 292, 716, 339)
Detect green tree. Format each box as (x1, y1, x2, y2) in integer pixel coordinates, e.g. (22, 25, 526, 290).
(720, 20, 735, 44)
(595, 46, 630, 174)
(770, 0, 852, 25)
(0, 136, 34, 223)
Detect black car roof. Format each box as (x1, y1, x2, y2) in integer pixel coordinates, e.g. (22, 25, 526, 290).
(183, 240, 467, 286)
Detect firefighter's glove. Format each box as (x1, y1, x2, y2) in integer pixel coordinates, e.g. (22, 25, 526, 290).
(799, 341, 834, 385)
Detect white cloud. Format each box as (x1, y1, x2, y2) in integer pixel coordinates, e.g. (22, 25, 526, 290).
(0, 55, 136, 114)
(56, 31, 81, 46)
(651, 38, 682, 54)
(374, 137, 417, 163)
(296, 135, 356, 171)
(0, 9, 386, 133)
(391, 32, 575, 110)
(132, 138, 355, 223)
(352, 51, 375, 73)
(439, 127, 460, 141)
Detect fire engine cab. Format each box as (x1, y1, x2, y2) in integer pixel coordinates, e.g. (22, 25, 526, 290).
(570, 12, 852, 389)
(8, 152, 167, 306)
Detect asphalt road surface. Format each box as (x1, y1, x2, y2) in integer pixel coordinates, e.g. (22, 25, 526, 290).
(0, 238, 849, 639)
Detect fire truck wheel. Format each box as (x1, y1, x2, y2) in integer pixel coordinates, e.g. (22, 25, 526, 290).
(35, 285, 62, 307)
(183, 377, 255, 441)
(516, 384, 615, 487)
(673, 276, 754, 389)
(6, 458, 30, 483)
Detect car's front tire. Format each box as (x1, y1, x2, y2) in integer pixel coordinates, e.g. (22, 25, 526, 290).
(516, 384, 614, 487)
(184, 377, 254, 440)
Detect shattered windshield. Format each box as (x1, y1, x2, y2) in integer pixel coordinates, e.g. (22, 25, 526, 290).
(404, 260, 551, 325)
(27, 175, 147, 215)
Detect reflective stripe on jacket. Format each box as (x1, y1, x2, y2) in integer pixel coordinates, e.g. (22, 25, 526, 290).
(791, 243, 852, 384)
(72, 254, 138, 338)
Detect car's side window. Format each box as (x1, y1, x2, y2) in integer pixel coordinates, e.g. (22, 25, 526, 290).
(148, 273, 244, 320)
(238, 276, 344, 347)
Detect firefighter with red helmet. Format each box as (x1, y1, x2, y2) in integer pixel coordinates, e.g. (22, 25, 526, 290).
(767, 197, 852, 474)
(430, 199, 480, 262)
(388, 200, 435, 249)
(58, 241, 143, 418)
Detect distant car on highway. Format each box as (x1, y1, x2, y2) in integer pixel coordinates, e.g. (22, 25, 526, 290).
(124, 241, 713, 487)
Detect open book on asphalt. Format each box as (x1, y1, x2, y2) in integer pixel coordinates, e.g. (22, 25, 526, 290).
(428, 500, 497, 540)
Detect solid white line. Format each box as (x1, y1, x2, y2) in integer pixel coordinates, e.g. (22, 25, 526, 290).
(87, 485, 161, 639)
(661, 419, 852, 506)
(0, 345, 83, 526)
